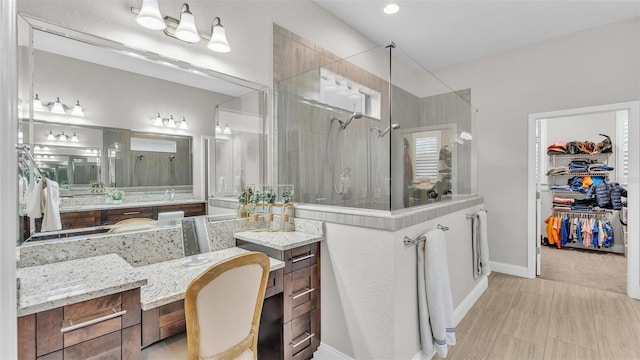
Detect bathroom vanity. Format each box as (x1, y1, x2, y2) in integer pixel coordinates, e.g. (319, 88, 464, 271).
(16, 217, 324, 360)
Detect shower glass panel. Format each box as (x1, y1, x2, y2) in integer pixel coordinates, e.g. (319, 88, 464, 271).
(276, 44, 475, 212)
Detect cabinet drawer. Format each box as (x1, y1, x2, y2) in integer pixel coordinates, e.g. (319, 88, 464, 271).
(284, 309, 319, 360)
(284, 242, 318, 274)
(63, 331, 121, 360)
(103, 207, 153, 224)
(61, 210, 103, 229)
(265, 269, 284, 298)
(156, 202, 206, 218)
(284, 264, 318, 323)
(63, 293, 124, 347)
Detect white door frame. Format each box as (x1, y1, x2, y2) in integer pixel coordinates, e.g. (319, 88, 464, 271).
(527, 101, 640, 299)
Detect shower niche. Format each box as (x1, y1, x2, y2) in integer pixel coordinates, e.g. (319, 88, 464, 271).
(276, 29, 475, 212)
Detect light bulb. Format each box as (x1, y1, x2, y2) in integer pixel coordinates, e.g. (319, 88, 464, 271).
(136, 0, 166, 30)
(167, 115, 176, 128)
(175, 4, 201, 43)
(34, 145, 41, 151)
(58, 132, 67, 142)
(51, 97, 65, 114)
(71, 100, 84, 116)
(153, 112, 164, 126)
(207, 17, 230, 53)
(215, 121, 221, 134)
(180, 116, 188, 129)
(71, 132, 79, 142)
(223, 123, 231, 135)
(47, 131, 55, 141)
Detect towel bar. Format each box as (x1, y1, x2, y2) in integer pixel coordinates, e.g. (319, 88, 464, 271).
(404, 224, 449, 246)
(466, 213, 479, 219)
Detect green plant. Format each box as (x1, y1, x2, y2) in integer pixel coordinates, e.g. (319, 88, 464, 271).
(263, 189, 276, 210)
(111, 190, 124, 201)
(281, 188, 293, 204)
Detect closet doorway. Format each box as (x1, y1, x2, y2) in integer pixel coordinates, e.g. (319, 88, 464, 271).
(527, 102, 640, 299)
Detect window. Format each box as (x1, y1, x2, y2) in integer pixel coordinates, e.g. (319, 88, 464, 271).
(414, 133, 440, 181)
(616, 110, 629, 185)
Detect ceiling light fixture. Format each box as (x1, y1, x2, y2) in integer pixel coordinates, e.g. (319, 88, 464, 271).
(223, 123, 231, 135)
(33, 94, 44, 111)
(383, 3, 400, 15)
(136, 0, 166, 30)
(215, 121, 222, 134)
(180, 116, 188, 129)
(132, 2, 231, 53)
(71, 100, 85, 116)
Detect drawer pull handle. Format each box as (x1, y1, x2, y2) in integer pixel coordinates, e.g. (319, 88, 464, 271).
(122, 211, 140, 215)
(60, 309, 126, 333)
(291, 287, 315, 300)
(291, 253, 314, 263)
(291, 332, 315, 348)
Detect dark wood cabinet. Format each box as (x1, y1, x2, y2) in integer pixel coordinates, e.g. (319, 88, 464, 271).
(21, 201, 206, 241)
(237, 240, 321, 360)
(18, 288, 141, 360)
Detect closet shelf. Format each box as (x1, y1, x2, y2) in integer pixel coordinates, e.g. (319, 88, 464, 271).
(548, 153, 611, 159)
(551, 190, 587, 197)
(549, 171, 610, 177)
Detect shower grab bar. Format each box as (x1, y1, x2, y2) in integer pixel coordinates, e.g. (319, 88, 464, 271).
(404, 224, 449, 246)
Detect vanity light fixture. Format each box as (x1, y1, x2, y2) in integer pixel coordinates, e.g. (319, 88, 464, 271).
(153, 112, 164, 126)
(459, 131, 473, 141)
(18, 127, 24, 144)
(348, 86, 362, 101)
(47, 131, 56, 141)
(174, 4, 200, 43)
(71, 132, 80, 142)
(207, 17, 230, 53)
(33, 94, 45, 111)
(71, 100, 85, 116)
(223, 123, 231, 135)
(132, 1, 231, 53)
(136, 0, 166, 30)
(215, 121, 222, 134)
(180, 116, 188, 129)
(167, 115, 177, 128)
(50, 97, 66, 114)
(58, 132, 68, 142)
(44, 146, 50, 151)
(34, 145, 41, 151)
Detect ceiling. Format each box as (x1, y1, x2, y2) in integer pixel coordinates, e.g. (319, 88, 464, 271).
(316, 1, 640, 70)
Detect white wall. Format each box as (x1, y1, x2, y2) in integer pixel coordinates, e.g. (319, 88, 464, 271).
(426, 18, 640, 269)
(321, 204, 485, 359)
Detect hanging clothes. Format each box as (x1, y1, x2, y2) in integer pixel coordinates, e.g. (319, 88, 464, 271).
(41, 179, 62, 231)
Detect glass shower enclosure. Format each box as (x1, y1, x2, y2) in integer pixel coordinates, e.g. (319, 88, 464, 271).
(276, 43, 475, 212)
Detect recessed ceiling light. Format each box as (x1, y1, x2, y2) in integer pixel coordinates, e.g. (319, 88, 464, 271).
(383, 3, 400, 15)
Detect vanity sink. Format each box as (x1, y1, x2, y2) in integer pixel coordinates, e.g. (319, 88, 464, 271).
(181, 255, 210, 267)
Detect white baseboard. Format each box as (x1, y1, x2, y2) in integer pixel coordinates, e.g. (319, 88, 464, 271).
(490, 261, 530, 278)
(313, 343, 353, 360)
(453, 275, 488, 325)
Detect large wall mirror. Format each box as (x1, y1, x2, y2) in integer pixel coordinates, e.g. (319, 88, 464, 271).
(17, 14, 267, 243)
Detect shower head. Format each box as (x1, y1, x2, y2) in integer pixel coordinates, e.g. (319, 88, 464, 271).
(137, 154, 144, 160)
(371, 123, 400, 137)
(331, 112, 363, 131)
(168, 155, 176, 160)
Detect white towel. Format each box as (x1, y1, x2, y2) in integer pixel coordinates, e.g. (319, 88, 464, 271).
(26, 179, 44, 219)
(478, 210, 491, 276)
(41, 179, 62, 231)
(417, 228, 456, 358)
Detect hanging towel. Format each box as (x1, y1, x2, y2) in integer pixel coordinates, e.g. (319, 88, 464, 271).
(26, 179, 44, 219)
(41, 179, 62, 231)
(417, 228, 456, 358)
(477, 210, 491, 276)
(472, 215, 481, 280)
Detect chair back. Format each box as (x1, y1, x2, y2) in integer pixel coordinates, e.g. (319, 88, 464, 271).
(185, 252, 270, 360)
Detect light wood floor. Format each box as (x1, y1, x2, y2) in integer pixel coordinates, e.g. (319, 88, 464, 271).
(436, 272, 640, 360)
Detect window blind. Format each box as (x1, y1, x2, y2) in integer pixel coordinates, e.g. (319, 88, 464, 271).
(415, 136, 439, 180)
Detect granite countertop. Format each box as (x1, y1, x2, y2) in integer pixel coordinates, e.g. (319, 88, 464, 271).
(59, 199, 206, 213)
(234, 231, 324, 251)
(136, 247, 285, 311)
(17, 254, 147, 317)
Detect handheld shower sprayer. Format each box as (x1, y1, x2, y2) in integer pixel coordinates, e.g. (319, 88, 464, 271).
(331, 112, 363, 131)
(371, 123, 400, 137)
(168, 155, 176, 161)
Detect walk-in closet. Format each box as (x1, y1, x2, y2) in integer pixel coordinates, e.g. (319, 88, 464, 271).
(537, 110, 629, 294)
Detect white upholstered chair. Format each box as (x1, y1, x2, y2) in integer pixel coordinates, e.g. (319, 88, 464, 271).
(184, 252, 270, 360)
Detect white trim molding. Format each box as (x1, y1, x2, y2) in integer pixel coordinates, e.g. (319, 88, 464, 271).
(313, 343, 353, 360)
(490, 261, 530, 278)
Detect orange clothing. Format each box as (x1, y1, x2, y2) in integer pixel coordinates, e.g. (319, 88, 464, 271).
(545, 216, 559, 246)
